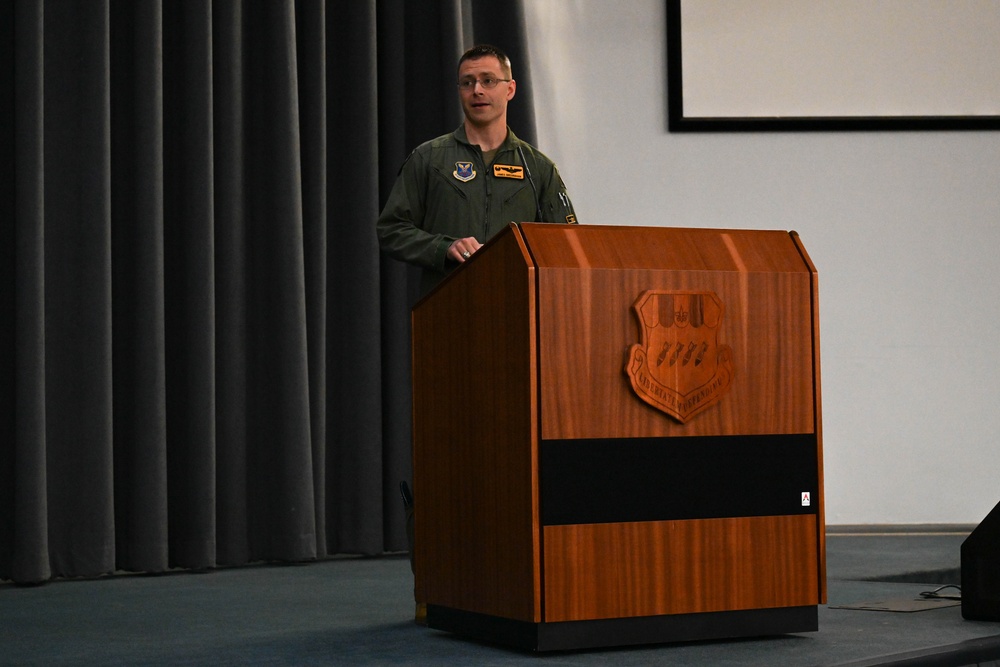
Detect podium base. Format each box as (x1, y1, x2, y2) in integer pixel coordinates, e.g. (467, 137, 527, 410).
(426, 604, 818, 652)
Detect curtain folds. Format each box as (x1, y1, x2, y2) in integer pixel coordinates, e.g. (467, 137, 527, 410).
(1, 0, 529, 584)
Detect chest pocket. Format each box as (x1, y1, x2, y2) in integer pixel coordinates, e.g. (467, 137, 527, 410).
(422, 164, 483, 235)
(429, 165, 470, 199)
(499, 179, 539, 223)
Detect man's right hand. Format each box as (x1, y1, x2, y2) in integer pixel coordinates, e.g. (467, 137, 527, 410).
(448, 237, 483, 263)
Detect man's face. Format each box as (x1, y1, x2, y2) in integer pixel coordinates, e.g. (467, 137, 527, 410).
(457, 56, 516, 128)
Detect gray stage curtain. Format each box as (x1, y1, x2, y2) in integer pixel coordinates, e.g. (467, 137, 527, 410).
(0, 0, 531, 584)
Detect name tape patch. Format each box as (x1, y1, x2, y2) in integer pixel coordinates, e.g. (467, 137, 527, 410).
(493, 164, 524, 179)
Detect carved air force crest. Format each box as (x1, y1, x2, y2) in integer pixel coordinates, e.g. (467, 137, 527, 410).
(625, 291, 735, 423)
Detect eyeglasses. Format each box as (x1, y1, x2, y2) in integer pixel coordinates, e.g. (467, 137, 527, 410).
(457, 77, 511, 91)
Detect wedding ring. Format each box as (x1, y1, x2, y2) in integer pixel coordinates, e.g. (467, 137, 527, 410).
(461, 251, 471, 259)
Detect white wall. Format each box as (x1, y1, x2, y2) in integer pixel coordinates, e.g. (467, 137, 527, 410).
(525, 0, 1000, 526)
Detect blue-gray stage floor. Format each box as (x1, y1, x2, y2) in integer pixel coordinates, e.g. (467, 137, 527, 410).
(2, 527, 999, 666)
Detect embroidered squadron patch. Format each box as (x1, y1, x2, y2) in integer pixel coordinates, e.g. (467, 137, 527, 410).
(453, 162, 476, 182)
(624, 290, 735, 423)
(493, 164, 524, 179)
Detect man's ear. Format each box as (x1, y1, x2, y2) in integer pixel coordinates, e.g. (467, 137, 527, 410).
(506, 78, 516, 101)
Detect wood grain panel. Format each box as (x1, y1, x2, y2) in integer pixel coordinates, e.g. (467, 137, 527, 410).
(520, 224, 816, 440)
(791, 231, 827, 602)
(521, 224, 810, 273)
(542, 515, 820, 622)
(536, 267, 813, 439)
(412, 225, 542, 622)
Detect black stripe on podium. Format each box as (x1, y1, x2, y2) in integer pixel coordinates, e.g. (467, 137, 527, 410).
(540, 434, 818, 526)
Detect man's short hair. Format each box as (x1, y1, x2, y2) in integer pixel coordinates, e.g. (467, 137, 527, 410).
(458, 44, 512, 79)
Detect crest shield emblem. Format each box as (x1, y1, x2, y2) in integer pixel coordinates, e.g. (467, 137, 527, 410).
(625, 290, 734, 423)
(453, 161, 476, 182)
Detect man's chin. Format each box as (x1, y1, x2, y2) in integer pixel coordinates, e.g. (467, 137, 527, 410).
(469, 106, 502, 120)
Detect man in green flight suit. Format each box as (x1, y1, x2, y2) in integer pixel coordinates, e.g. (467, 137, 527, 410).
(377, 44, 578, 625)
(377, 43, 578, 296)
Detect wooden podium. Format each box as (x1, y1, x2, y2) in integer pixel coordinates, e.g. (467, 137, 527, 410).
(411, 223, 825, 651)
